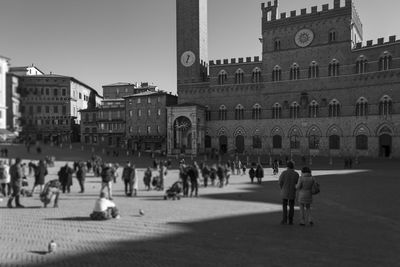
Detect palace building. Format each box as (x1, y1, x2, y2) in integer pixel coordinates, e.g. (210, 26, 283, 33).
(168, 0, 400, 158)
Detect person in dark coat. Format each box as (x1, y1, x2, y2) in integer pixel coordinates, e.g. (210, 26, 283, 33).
(58, 163, 73, 193)
(7, 158, 24, 208)
(122, 161, 134, 196)
(179, 164, 189, 197)
(210, 164, 217, 186)
(278, 161, 299, 225)
(216, 164, 225, 188)
(187, 163, 199, 197)
(255, 164, 264, 184)
(76, 162, 87, 193)
(249, 166, 256, 183)
(201, 164, 210, 187)
(31, 160, 48, 195)
(143, 167, 152, 191)
(100, 163, 114, 200)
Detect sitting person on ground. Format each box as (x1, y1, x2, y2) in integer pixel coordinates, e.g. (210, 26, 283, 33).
(90, 192, 120, 220)
(40, 179, 61, 208)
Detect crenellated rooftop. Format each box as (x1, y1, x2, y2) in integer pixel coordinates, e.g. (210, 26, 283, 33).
(209, 56, 261, 66)
(353, 36, 400, 50)
(262, 0, 352, 23)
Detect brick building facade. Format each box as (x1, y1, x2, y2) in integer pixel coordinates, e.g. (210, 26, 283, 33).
(169, 0, 400, 158)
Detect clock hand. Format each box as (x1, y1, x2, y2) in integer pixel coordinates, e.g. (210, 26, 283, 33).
(186, 55, 190, 63)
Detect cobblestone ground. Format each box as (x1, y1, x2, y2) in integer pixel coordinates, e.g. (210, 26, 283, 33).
(1, 157, 400, 266)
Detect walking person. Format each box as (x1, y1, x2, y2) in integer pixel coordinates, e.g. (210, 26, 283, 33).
(58, 163, 73, 194)
(7, 158, 24, 208)
(100, 163, 114, 200)
(143, 167, 152, 191)
(217, 164, 225, 188)
(31, 160, 48, 195)
(122, 161, 134, 196)
(249, 165, 255, 184)
(76, 162, 87, 193)
(180, 164, 189, 197)
(278, 161, 299, 225)
(296, 167, 316, 226)
(255, 164, 264, 184)
(0, 160, 11, 197)
(188, 163, 199, 197)
(224, 163, 231, 185)
(132, 164, 138, 197)
(201, 164, 210, 187)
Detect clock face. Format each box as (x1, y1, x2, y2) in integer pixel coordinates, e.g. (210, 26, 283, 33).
(181, 51, 196, 67)
(295, 29, 314, 47)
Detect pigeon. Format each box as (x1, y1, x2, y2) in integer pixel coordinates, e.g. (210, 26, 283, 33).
(48, 240, 57, 253)
(139, 209, 145, 216)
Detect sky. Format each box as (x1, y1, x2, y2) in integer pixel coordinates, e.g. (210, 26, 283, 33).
(1, 0, 399, 95)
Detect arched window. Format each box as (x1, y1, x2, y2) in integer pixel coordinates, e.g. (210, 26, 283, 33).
(329, 99, 341, 117)
(309, 135, 320, 149)
(253, 135, 262, 149)
(379, 52, 392, 71)
(329, 59, 340, 77)
(329, 135, 340, 150)
(272, 65, 282, 82)
(252, 103, 262, 120)
(308, 100, 319, 118)
(356, 135, 368, 150)
(379, 95, 392, 117)
(235, 104, 244, 120)
(273, 135, 282, 149)
(290, 63, 300, 80)
(272, 103, 282, 119)
(235, 69, 244, 84)
(290, 102, 300, 119)
(219, 105, 227, 120)
(205, 106, 211, 121)
(218, 70, 228, 85)
(356, 55, 367, 74)
(308, 61, 319, 78)
(329, 30, 337, 42)
(274, 38, 281, 51)
(205, 135, 212, 148)
(356, 97, 368, 117)
(252, 67, 262, 83)
(290, 134, 300, 149)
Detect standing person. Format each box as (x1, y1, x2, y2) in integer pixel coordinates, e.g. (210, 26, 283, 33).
(7, 158, 24, 208)
(296, 167, 316, 226)
(58, 163, 73, 194)
(201, 164, 210, 187)
(242, 163, 247, 176)
(188, 163, 199, 197)
(278, 161, 299, 225)
(0, 161, 11, 197)
(237, 160, 242, 176)
(76, 162, 87, 193)
(249, 165, 255, 184)
(216, 164, 225, 188)
(143, 167, 152, 191)
(255, 164, 264, 184)
(132, 164, 138, 197)
(100, 163, 114, 200)
(112, 163, 119, 183)
(31, 160, 48, 195)
(179, 164, 189, 197)
(159, 163, 167, 191)
(122, 161, 134, 196)
(210, 164, 217, 186)
(224, 163, 231, 185)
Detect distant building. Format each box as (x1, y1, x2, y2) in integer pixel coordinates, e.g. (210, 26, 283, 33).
(102, 82, 157, 99)
(6, 72, 21, 133)
(9, 65, 44, 76)
(125, 91, 177, 152)
(17, 74, 102, 143)
(0, 56, 10, 130)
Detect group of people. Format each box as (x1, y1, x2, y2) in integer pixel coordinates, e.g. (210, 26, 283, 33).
(279, 161, 319, 226)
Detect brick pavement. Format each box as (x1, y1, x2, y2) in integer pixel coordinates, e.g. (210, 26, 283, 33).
(1, 159, 400, 266)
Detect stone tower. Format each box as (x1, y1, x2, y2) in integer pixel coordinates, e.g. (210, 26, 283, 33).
(176, 0, 208, 94)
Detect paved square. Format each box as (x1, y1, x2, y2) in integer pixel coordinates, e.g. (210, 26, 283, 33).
(1, 148, 400, 266)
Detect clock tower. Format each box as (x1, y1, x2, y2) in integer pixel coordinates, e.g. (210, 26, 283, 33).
(176, 0, 208, 92)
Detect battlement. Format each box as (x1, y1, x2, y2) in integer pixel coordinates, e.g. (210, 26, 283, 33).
(353, 36, 400, 50)
(209, 56, 261, 66)
(262, 0, 352, 23)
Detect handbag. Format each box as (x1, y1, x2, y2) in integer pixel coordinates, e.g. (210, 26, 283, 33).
(311, 180, 320, 195)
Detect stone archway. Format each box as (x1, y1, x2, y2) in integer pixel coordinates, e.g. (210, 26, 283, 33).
(173, 116, 192, 153)
(219, 135, 228, 154)
(235, 135, 245, 153)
